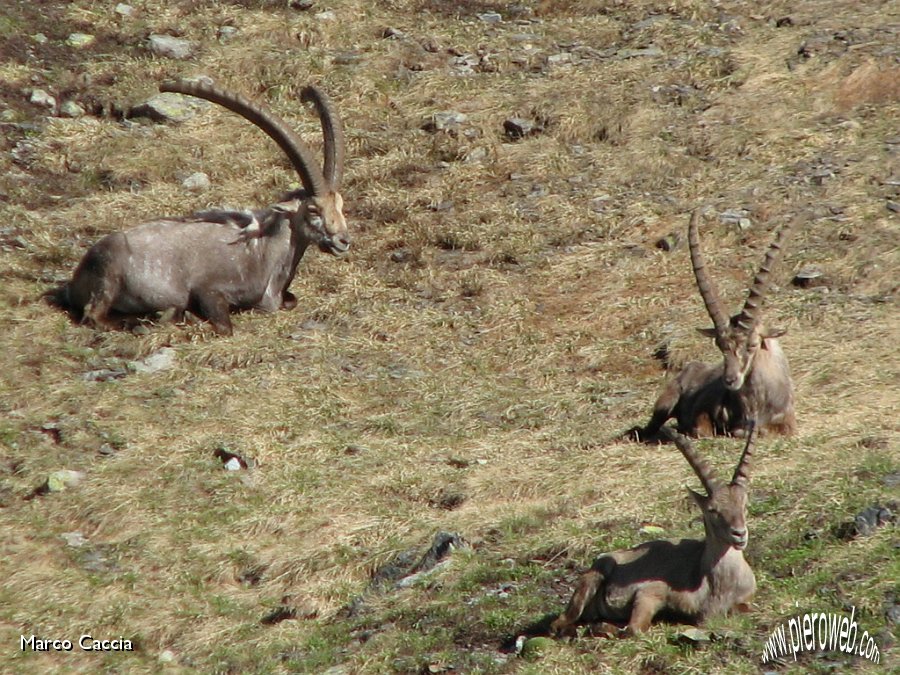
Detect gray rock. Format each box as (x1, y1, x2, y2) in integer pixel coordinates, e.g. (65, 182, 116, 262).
(148, 34, 196, 60)
(422, 111, 467, 132)
(181, 172, 210, 191)
(114, 3, 135, 17)
(128, 92, 208, 123)
(315, 10, 336, 21)
(47, 469, 85, 492)
(217, 26, 239, 42)
(82, 368, 128, 382)
(129, 347, 176, 374)
(382, 27, 405, 40)
(887, 200, 900, 213)
(66, 33, 96, 48)
(61, 531, 88, 547)
(29, 89, 57, 110)
(478, 12, 502, 23)
(59, 100, 86, 118)
(617, 46, 664, 59)
(333, 51, 364, 65)
(31, 33, 48, 44)
(503, 117, 538, 139)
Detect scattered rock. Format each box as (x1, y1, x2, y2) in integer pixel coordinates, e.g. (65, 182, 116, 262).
(158, 650, 176, 664)
(28, 469, 86, 498)
(836, 504, 895, 539)
(503, 117, 541, 140)
(66, 33, 95, 48)
(478, 12, 503, 23)
(82, 368, 128, 382)
(31, 33, 48, 44)
(883, 472, 900, 488)
(887, 200, 900, 214)
(617, 46, 664, 59)
(775, 16, 793, 28)
(639, 524, 667, 537)
(315, 10, 336, 21)
(390, 248, 410, 263)
(114, 3, 135, 17)
(422, 111, 467, 133)
(655, 232, 681, 251)
(519, 636, 554, 659)
(382, 27, 405, 40)
(672, 627, 713, 645)
(289, 0, 314, 9)
(148, 34, 196, 60)
(217, 26, 239, 42)
(332, 51, 364, 66)
(61, 531, 88, 548)
(213, 446, 254, 470)
(129, 347, 176, 374)
(29, 89, 57, 111)
(128, 92, 208, 123)
(59, 100, 86, 118)
(792, 266, 829, 289)
(181, 172, 210, 191)
(719, 208, 752, 230)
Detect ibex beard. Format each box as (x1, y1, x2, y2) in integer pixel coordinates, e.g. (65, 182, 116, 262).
(48, 80, 348, 336)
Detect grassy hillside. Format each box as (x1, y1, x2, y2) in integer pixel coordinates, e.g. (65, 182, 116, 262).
(0, 0, 897, 672)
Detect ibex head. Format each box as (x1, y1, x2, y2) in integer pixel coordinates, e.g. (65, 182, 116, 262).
(689, 210, 794, 392)
(159, 80, 349, 255)
(661, 424, 755, 550)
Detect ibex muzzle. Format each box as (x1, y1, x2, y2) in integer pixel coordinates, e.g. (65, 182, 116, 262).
(552, 426, 757, 637)
(631, 209, 800, 439)
(48, 80, 348, 336)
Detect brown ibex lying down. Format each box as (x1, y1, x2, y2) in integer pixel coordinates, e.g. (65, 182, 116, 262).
(48, 80, 348, 335)
(630, 209, 800, 439)
(552, 425, 757, 637)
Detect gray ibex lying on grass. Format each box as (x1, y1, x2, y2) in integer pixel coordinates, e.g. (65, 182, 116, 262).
(49, 80, 348, 335)
(630, 209, 799, 440)
(552, 425, 757, 637)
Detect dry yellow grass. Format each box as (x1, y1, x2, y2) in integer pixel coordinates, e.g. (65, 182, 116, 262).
(0, 0, 897, 672)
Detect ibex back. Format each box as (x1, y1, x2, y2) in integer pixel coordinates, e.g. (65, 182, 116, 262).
(49, 80, 348, 336)
(552, 426, 757, 637)
(631, 209, 800, 439)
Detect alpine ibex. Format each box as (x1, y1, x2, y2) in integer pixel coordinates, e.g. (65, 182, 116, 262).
(49, 80, 348, 335)
(552, 425, 757, 637)
(630, 209, 799, 440)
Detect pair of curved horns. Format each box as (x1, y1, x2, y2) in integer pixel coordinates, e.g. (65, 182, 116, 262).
(689, 208, 799, 340)
(159, 79, 344, 196)
(660, 424, 756, 493)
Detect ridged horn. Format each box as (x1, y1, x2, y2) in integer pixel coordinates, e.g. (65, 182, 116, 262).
(731, 420, 756, 487)
(688, 209, 730, 341)
(733, 216, 798, 333)
(160, 80, 327, 197)
(300, 86, 344, 190)
(659, 426, 719, 495)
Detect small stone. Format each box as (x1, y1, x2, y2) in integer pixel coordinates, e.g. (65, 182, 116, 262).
(639, 524, 667, 536)
(617, 46, 664, 59)
(82, 368, 127, 382)
(289, 0, 314, 9)
(129, 347, 176, 374)
(546, 53, 572, 65)
(29, 89, 56, 110)
(478, 12, 502, 23)
(887, 200, 900, 213)
(655, 232, 681, 252)
(148, 34, 196, 60)
(382, 27, 405, 40)
(158, 650, 176, 664)
(61, 531, 88, 547)
(129, 92, 207, 123)
(59, 100, 86, 118)
(217, 26, 239, 42)
(66, 33, 95, 48)
(114, 3, 135, 17)
(520, 636, 554, 660)
(672, 627, 712, 644)
(423, 111, 467, 132)
(32, 33, 48, 44)
(224, 457, 242, 471)
(182, 172, 210, 191)
(390, 249, 410, 263)
(503, 117, 536, 139)
(47, 469, 85, 492)
(792, 266, 827, 289)
(315, 10, 336, 21)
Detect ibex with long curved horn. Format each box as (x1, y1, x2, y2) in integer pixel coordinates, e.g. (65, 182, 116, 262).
(48, 80, 348, 335)
(630, 209, 799, 439)
(552, 425, 757, 637)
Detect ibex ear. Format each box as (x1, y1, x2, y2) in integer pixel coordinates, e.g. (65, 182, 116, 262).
(696, 327, 718, 339)
(687, 487, 708, 507)
(760, 327, 787, 340)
